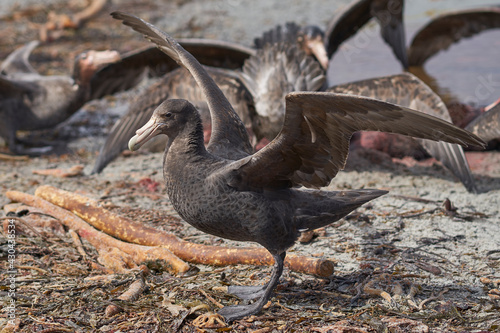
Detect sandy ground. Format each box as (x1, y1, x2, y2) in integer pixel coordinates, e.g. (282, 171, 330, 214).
(1, 0, 499, 332)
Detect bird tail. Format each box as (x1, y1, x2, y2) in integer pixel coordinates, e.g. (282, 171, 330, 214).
(295, 189, 388, 232)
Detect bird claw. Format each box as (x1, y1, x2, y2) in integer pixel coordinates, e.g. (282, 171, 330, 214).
(218, 302, 263, 322)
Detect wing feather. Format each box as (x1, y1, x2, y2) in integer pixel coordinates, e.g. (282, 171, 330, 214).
(408, 8, 500, 66)
(226, 91, 485, 191)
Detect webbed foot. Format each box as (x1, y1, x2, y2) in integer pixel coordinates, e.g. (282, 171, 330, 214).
(218, 302, 264, 322)
(227, 284, 267, 300)
(219, 252, 286, 322)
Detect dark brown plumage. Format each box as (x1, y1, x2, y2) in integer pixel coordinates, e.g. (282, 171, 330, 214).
(239, 42, 326, 141)
(112, 12, 485, 321)
(0, 40, 38, 75)
(325, 0, 407, 67)
(92, 66, 256, 173)
(90, 38, 255, 173)
(94, 0, 409, 171)
(326, 4, 500, 70)
(465, 101, 500, 143)
(327, 73, 479, 193)
(93, 37, 255, 85)
(0, 42, 126, 154)
(0, 37, 254, 155)
(92, 41, 324, 173)
(254, 22, 330, 70)
(254, 0, 408, 70)
(408, 7, 500, 67)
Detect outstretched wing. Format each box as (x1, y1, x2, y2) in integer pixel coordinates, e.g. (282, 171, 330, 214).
(0, 41, 39, 75)
(254, 22, 303, 48)
(324, 0, 407, 67)
(92, 66, 256, 174)
(239, 42, 326, 140)
(224, 91, 484, 192)
(408, 7, 500, 66)
(90, 38, 254, 101)
(328, 73, 478, 192)
(372, 0, 407, 68)
(111, 11, 253, 159)
(324, 0, 372, 59)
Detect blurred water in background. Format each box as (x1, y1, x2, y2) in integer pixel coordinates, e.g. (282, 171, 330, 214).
(328, 0, 500, 106)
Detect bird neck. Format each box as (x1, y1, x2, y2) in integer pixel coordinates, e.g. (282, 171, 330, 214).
(165, 114, 208, 164)
(184, 118, 206, 155)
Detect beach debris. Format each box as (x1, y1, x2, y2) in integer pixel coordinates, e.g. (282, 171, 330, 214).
(34, 185, 335, 277)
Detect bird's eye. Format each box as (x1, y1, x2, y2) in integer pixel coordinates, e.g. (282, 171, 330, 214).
(165, 113, 172, 118)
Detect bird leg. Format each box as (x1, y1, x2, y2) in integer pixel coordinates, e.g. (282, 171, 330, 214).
(218, 252, 285, 322)
(227, 251, 288, 299)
